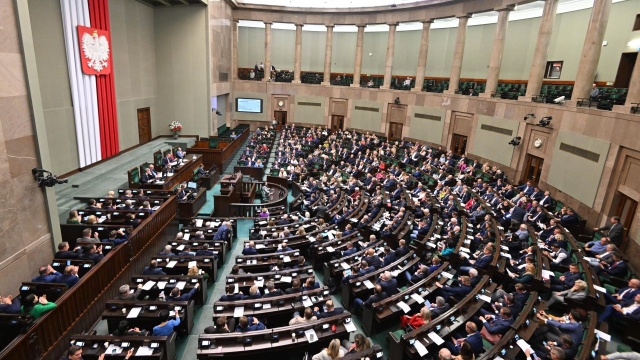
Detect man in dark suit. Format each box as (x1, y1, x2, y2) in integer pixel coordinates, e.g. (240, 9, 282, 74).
(0, 295, 21, 314)
(559, 208, 579, 227)
(377, 271, 398, 295)
(598, 252, 628, 283)
(195, 243, 216, 257)
(78, 244, 104, 264)
(354, 284, 388, 313)
(54, 242, 80, 260)
(479, 307, 514, 338)
(395, 239, 410, 258)
(430, 296, 451, 318)
(604, 278, 640, 305)
(262, 281, 284, 298)
(53, 265, 79, 288)
(363, 248, 382, 269)
(142, 260, 166, 275)
(599, 293, 640, 323)
(341, 242, 358, 257)
(539, 191, 556, 210)
(31, 265, 62, 283)
(435, 275, 472, 301)
(594, 216, 624, 247)
(446, 322, 483, 357)
(313, 300, 344, 319)
(219, 284, 244, 302)
(285, 279, 303, 294)
(242, 241, 258, 255)
(549, 263, 582, 292)
(116, 284, 143, 300)
(167, 283, 199, 301)
(517, 181, 535, 197)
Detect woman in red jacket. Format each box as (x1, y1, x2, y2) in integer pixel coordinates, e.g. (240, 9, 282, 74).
(400, 306, 431, 330)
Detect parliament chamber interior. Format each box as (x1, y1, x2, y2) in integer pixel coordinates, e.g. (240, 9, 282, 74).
(2, 0, 640, 359)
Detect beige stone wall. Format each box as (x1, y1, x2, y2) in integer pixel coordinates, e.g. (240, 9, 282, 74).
(0, 0, 55, 293)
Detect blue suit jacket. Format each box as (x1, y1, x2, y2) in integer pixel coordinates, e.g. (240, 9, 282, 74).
(465, 332, 484, 356)
(484, 317, 513, 335)
(474, 254, 493, 269)
(618, 287, 640, 305)
(242, 247, 258, 255)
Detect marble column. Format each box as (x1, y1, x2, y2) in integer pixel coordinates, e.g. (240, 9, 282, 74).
(572, 0, 612, 100)
(481, 7, 513, 97)
(445, 15, 470, 94)
(321, 24, 334, 85)
(381, 23, 398, 90)
(351, 24, 366, 88)
(263, 21, 272, 82)
(522, 0, 560, 99)
(232, 19, 239, 80)
(412, 20, 432, 92)
(293, 23, 303, 84)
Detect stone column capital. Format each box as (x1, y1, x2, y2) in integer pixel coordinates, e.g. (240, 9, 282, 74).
(495, 5, 515, 12)
(294, 23, 303, 28)
(325, 24, 335, 28)
(355, 24, 367, 28)
(421, 19, 434, 24)
(387, 22, 399, 27)
(456, 14, 472, 20)
(263, 21, 273, 25)
(233, 18, 240, 23)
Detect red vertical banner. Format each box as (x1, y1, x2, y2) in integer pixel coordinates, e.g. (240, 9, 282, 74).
(88, 0, 119, 158)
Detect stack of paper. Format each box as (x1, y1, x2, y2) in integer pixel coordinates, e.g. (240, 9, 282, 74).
(363, 280, 374, 289)
(234, 307, 244, 317)
(127, 307, 142, 319)
(397, 301, 411, 313)
(142, 281, 156, 291)
(428, 332, 444, 345)
(166, 261, 177, 268)
(413, 340, 428, 356)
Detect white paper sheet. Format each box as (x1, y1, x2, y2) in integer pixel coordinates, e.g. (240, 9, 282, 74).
(195, 219, 203, 227)
(106, 345, 123, 354)
(176, 245, 185, 251)
(397, 301, 411, 313)
(166, 261, 177, 268)
(157, 281, 167, 289)
(441, 272, 453, 279)
(413, 339, 428, 356)
(478, 294, 492, 303)
(234, 307, 244, 317)
(428, 332, 445, 345)
(142, 281, 156, 291)
(593, 284, 607, 293)
(594, 329, 611, 341)
(305, 329, 319, 342)
(255, 244, 266, 249)
(411, 293, 425, 304)
(254, 279, 264, 287)
(183, 233, 190, 240)
(283, 256, 292, 262)
(326, 247, 335, 253)
(302, 297, 313, 307)
(363, 280, 374, 289)
(188, 261, 197, 268)
(176, 281, 186, 290)
(281, 276, 293, 283)
(340, 262, 350, 270)
(127, 307, 142, 319)
(541, 270, 555, 278)
(516, 339, 533, 352)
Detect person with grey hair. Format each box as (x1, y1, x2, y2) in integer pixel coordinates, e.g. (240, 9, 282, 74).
(439, 348, 453, 360)
(116, 283, 142, 300)
(431, 296, 451, 318)
(377, 271, 398, 295)
(159, 245, 174, 257)
(601, 352, 640, 360)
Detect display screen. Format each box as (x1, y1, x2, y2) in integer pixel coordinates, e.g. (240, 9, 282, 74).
(235, 98, 263, 113)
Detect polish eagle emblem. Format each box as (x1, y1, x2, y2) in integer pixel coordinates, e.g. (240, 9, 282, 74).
(81, 30, 110, 73)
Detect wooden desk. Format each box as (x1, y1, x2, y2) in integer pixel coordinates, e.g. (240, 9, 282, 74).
(141, 155, 203, 191)
(69, 333, 175, 360)
(131, 274, 208, 305)
(178, 187, 207, 218)
(102, 300, 194, 335)
(154, 256, 218, 282)
(196, 312, 353, 359)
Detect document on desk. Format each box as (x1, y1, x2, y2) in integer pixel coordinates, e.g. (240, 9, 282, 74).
(441, 272, 453, 279)
(500, 252, 512, 259)
(428, 332, 445, 345)
(195, 219, 203, 227)
(397, 301, 411, 313)
(135, 346, 154, 356)
(325, 246, 335, 253)
(541, 270, 555, 278)
(593, 284, 607, 293)
(305, 329, 319, 343)
(460, 247, 470, 253)
(413, 339, 428, 356)
(105, 345, 123, 354)
(459, 252, 470, 259)
(344, 319, 357, 332)
(188, 261, 197, 268)
(166, 261, 177, 268)
(184, 233, 191, 240)
(234, 307, 244, 317)
(254, 279, 264, 287)
(213, 221, 221, 227)
(142, 281, 156, 291)
(478, 294, 492, 303)
(340, 262, 350, 270)
(281, 276, 293, 283)
(426, 242, 436, 248)
(262, 303, 271, 309)
(411, 293, 425, 304)
(157, 282, 167, 289)
(362, 280, 374, 289)
(327, 233, 335, 240)
(176, 245, 185, 251)
(302, 297, 313, 307)
(516, 339, 533, 352)
(127, 307, 142, 319)
(155, 181, 165, 185)
(176, 281, 186, 290)
(255, 244, 266, 249)
(595, 329, 611, 341)
(283, 256, 292, 263)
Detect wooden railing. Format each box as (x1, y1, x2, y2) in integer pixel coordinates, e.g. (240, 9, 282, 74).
(0, 197, 178, 360)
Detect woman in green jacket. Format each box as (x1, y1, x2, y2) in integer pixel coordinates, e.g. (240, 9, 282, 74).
(22, 293, 56, 319)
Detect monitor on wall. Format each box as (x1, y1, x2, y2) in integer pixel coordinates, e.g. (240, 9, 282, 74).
(235, 98, 263, 113)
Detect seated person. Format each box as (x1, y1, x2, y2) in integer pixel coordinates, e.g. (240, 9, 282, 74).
(400, 306, 431, 330)
(598, 293, 640, 323)
(104, 229, 128, 246)
(354, 284, 388, 313)
(343, 333, 372, 355)
(54, 265, 80, 288)
(534, 309, 585, 348)
(235, 315, 266, 332)
(584, 237, 610, 256)
(289, 307, 317, 325)
(478, 307, 513, 343)
(548, 263, 582, 292)
(603, 279, 640, 305)
(545, 279, 588, 308)
(312, 339, 347, 360)
(245, 285, 262, 299)
(445, 322, 483, 357)
(142, 260, 166, 275)
(117, 284, 143, 301)
(597, 252, 628, 284)
(152, 309, 181, 336)
(313, 300, 344, 319)
(435, 275, 472, 301)
(22, 293, 56, 319)
(430, 296, 451, 318)
(285, 278, 303, 294)
(377, 271, 398, 295)
(55, 241, 80, 260)
(204, 316, 232, 334)
(195, 243, 216, 257)
(0, 295, 21, 314)
(167, 282, 200, 301)
(242, 241, 258, 255)
(262, 281, 284, 298)
(219, 284, 244, 302)
(32, 264, 61, 283)
(159, 245, 175, 257)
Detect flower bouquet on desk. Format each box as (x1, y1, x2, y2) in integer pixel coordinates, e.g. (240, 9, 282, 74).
(169, 121, 183, 139)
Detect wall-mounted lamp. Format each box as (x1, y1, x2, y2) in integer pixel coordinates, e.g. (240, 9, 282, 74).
(524, 113, 535, 121)
(508, 136, 522, 146)
(538, 116, 552, 127)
